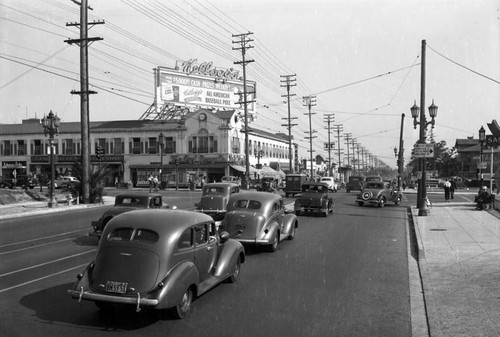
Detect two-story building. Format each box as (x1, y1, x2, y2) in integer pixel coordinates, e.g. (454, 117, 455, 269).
(0, 109, 296, 188)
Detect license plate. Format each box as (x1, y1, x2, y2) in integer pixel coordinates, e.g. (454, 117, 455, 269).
(105, 281, 128, 294)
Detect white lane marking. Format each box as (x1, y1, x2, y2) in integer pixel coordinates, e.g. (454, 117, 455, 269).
(0, 229, 88, 248)
(0, 237, 78, 255)
(0, 263, 88, 294)
(0, 249, 96, 277)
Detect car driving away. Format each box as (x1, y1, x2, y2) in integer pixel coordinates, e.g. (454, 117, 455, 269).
(69, 209, 245, 319)
(356, 180, 402, 207)
(320, 176, 337, 192)
(195, 182, 240, 221)
(294, 182, 335, 217)
(220, 191, 298, 252)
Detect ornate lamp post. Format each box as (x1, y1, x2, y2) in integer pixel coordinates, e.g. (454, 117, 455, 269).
(41, 110, 61, 208)
(478, 126, 486, 186)
(158, 132, 164, 190)
(411, 99, 438, 216)
(174, 157, 179, 191)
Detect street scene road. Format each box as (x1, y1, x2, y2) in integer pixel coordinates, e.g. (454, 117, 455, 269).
(1, 190, 414, 337)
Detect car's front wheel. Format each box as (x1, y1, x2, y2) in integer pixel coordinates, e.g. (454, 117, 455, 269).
(171, 287, 193, 319)
(228, 257, 241, 283)
(394, 196, 402, 205)
(379, 197, 386, 208)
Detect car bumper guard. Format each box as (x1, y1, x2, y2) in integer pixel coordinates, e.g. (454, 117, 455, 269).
(68, 288, 159, 312)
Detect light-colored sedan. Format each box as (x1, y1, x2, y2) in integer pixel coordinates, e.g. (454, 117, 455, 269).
(220, 191, 298, 252)
(320, 176, 337, 192)
(69, 209, 245, 318)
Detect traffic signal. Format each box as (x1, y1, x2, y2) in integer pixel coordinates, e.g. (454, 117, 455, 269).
(96, 145, 104, 159)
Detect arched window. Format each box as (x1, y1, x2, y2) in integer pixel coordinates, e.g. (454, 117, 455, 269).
(189, 128, 217, 153)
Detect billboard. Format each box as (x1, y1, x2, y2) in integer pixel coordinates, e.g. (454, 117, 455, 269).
(157, 60, 256, 112)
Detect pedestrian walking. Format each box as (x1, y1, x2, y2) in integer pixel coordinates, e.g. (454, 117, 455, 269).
(443, 179, 451, 202)
(148, 174, 153, 193)
(450, 178, 457, 200)
(153, 175, 159, 192)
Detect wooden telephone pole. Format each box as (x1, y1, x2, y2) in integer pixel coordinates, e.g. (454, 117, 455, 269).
(280, 74, 297, 173)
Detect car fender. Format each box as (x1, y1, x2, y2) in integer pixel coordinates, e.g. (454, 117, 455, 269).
(282, 213, 298, 234)
(213, 239, 245, 278)
(260, 221, 280, 241)
(156, 261, 199, 309)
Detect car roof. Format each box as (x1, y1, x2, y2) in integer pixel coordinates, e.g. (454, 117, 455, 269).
(302, 182, 329, 187)
(203, 182, 238, 188)
(105, 209, 213, 235)
(229, 190, 282, 202)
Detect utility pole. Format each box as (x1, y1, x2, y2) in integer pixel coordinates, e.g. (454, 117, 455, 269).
(65, 0, 103, 204)
(280, 74, 297, 174)
(350, 138, 357, 174)
(397, 113, 405, 189)
(303, 96, 317, 180)
(344, 132, 352, 176)
(232, 32, 254, 189)
(323, 114, 335, 176)
(333, 124, 343, 181)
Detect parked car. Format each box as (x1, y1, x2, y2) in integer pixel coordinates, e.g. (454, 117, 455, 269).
(355, 180, 402, 207)
(221, 176, 240, 186)
(346, 176, 365, 193)
(284, 173, 308, 197)
(220, 191, 298, 252)
(320, 176, 337, 192)
(0, 176, 14, 189)
(51, 176, 80, 189)
(90, 192, 174, 237)
(364, 176, 382, 184)
(195, 182, 240, 221)
(69, 209, 245, 318)
(294, 182, 335, 217)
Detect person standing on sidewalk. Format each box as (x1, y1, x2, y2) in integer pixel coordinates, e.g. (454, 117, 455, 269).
(450, 178, 457, 200)
(443, 179, 451, 202)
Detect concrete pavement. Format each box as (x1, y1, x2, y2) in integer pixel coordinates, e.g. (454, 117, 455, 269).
(412, 200, 500, 337)
(1, 189, 500, 336)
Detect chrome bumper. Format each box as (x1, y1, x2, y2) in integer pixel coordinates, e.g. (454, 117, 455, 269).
(68, 288, 158, 308)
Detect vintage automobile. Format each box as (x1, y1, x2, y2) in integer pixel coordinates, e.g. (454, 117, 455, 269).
(219, 191, 298, 252)
(320, 176, 337, 192)
(221, 175, 241, 186)
(294, 182, 335, 217)
(90, 192, 173, 238)
(69, 209, 245, 318)
(255, 176, 277, 193)
(355, 180, 402, 207)
(195, 182, 240, 221)
(346, 175, 365, 193)
(284, 173, 308, 197)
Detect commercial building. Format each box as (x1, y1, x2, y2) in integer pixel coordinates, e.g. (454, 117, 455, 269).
(0, 109, 296, 188)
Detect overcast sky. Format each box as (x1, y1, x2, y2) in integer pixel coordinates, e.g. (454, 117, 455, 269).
(1, 0, 499, 168)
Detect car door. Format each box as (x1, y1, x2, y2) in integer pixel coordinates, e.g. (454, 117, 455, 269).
(192, 223, 217, 281)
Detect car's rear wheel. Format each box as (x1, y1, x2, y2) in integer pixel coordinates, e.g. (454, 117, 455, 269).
(171, 287, 193, 319)
(288, 225, 296, 240)
(267, 230, 279, 252)
(228, 257, 241, 283)
(379, 197, 386, 208)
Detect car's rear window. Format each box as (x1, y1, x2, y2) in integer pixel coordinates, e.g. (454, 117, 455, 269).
(108, 227, 159, 244)
(203, 187, 224, 194)
(116, 197, 143, 206)
(366, 182, 383, 189)
(234, 199, 261, 210)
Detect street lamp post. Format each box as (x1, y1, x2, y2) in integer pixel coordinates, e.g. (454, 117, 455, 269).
(175, 158, 179, 191)
(478, 126, 486, 187)
(411, 99, 438, 216)
(41, 110, 61, 208)
(158, 132, 164, 190)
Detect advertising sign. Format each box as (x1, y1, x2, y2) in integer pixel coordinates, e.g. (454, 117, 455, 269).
(158, 60, 256, 112)
(485, 135, 500, 148)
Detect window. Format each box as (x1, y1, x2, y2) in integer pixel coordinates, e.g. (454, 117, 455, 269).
(113, 138, 124, 154)
(63, 139, 75, 155)
(178, 229, 192, 249)
(148, 137, 158, 154)
(133, 229, 159, 244)
(232, 136, 240, 154)
(108, 228, 134, 241)
(165, 137, 176, 154)
(189, 129, 217, 154)
(17, 140, 26, 155)
(2, 141, 12, 156)
(131, 138, 141, 154)
(33, 139, 43, 155)
(195, 224, 207, 245)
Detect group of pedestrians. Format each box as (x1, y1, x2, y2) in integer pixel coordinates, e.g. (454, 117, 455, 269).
(443, 178, 457, 202)
(148, 174, 160, 192)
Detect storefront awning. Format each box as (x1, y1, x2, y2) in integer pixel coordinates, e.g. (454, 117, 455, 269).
(260, 165, 281, 179)
(230, 164, 245, 172)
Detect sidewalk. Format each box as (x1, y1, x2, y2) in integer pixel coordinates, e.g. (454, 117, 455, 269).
(412, 202, 500, 337)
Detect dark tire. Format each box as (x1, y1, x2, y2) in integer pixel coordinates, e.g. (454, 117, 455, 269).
(228, 257, 241, 283)
(394, 196, 401, 205)
(171, 287, 193, 319)
(357, 201, 364, 207)
(379, 197, 386, 208)
(288, 225, 296, 240)
(267, 231, 279, 252)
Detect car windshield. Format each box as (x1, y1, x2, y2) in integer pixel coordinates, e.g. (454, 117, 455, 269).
(115, 196, 145, 206)
(234, 199, 261, 210)
(365, 182, 384, 189)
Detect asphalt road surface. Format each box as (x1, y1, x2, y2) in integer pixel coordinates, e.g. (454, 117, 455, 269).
(0, 191, 414, 337)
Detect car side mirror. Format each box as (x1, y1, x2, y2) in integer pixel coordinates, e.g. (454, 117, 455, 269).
(219, 231, 230, 243)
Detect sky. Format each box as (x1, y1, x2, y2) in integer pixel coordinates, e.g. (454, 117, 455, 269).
(1, 0, 499, 169)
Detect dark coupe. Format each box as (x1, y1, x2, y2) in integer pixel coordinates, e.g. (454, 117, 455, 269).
(294, 182, 335, 217)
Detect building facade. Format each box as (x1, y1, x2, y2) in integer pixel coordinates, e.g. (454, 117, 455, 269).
(0, 109, 295, 188)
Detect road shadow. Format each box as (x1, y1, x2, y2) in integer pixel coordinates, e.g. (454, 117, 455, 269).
(73, 234, 99, 246)
(20, 283, 168, 331)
